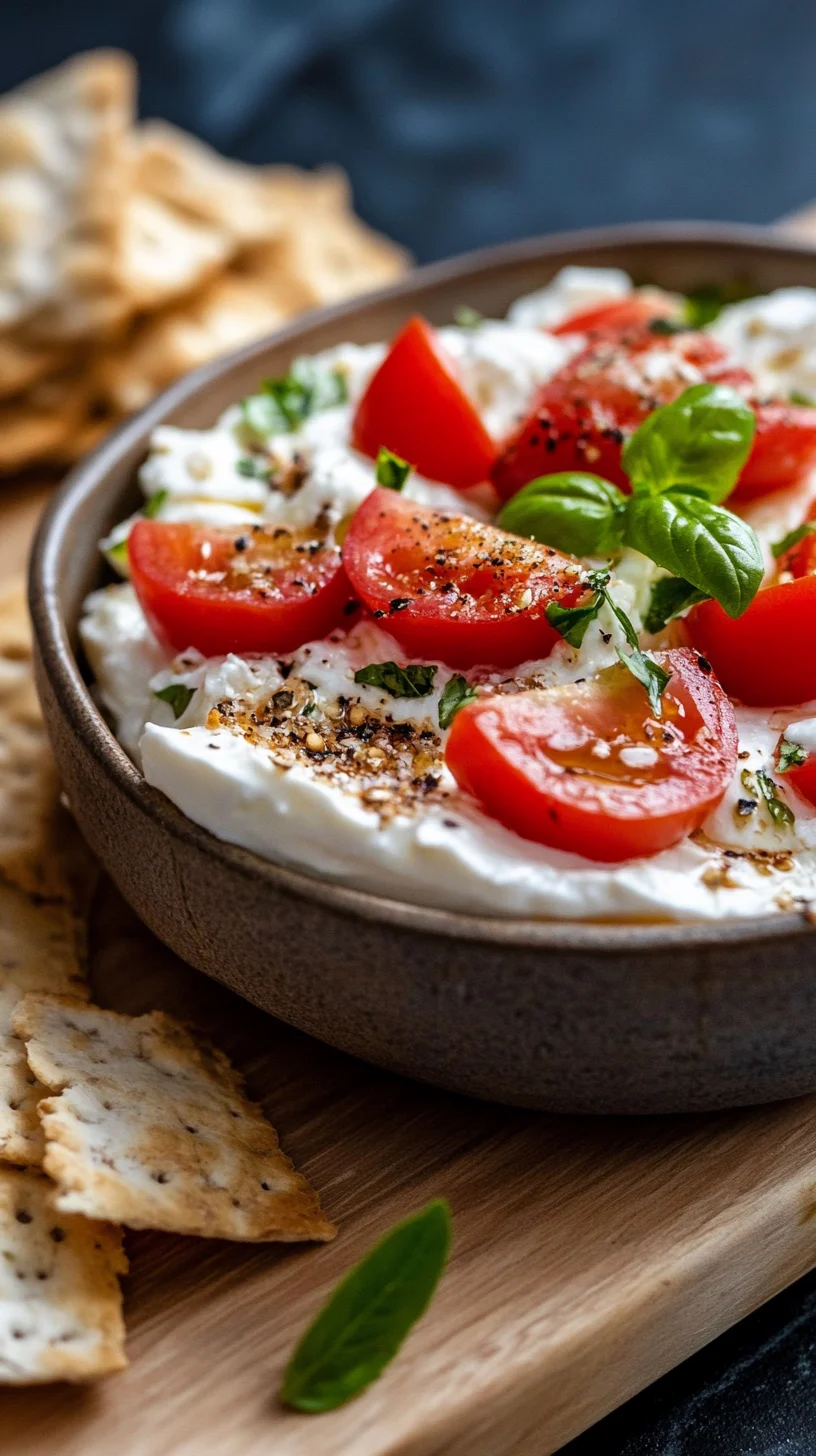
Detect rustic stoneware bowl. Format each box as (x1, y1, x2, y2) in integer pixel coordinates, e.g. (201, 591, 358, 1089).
(30, 223, 816, 1114)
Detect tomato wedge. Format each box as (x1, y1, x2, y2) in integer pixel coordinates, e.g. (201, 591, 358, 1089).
(551, 294, 677, 339)
(688, 577, 816, 706)
(445, 649, 737, 862)
(129, 519, 353, 658)
(351, 315, 496, 490)
(491, 329, 816, 504)
(341, 487, 584, 668)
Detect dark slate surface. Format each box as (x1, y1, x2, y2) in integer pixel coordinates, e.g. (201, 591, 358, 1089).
(3, 3, 816, 1448)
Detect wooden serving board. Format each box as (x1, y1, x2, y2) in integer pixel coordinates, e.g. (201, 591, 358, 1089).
(8, 222, 816, 1452)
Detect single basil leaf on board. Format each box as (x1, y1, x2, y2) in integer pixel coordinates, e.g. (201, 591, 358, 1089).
(280, 1199, 452, 1413)
(354, 661, 437, 698)
(375, 447, 411, 491)
(643, 576, 709, 635)
(154, 683, 195, 719)
(756, 768, 795, 828)
(771, 520, 816, 559)
(497, 473, 628, 557)
(624, 490, 763, 619)
(777, 739, 808, 773)
(622, 383, 755, 504)
(438, 675, 478, 729)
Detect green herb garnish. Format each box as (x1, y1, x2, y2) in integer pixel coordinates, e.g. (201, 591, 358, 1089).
(643, 576, 708, 635)
(790, 390, 815, 407)
(771, 521, 816, 559)
(438, 675, 478, 729)
(280, 1199, 452, 1413)
(454, 305, 483, 329)
(648, 317, 687, 336)
(375, 446, 411, 492)
(546, 570, 671, 715)
(143, 488, 169, 519)
(154, 683, 196, 719)
(682, 280, 754, 329)
(237, 456, 273, 480)
(241, 359, 347, 441)
(354, 661, 437, 698)
(777, 740, 807, 772)
(499, 383, 763, 622)
(756, 768, 795, 829)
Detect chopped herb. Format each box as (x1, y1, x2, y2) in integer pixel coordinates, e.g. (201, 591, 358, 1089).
(280, 1199, 451, 1413)
(790, 390, 815, 406)
(648, 317, 686, 336)
(354, 661, 437, 698)
(237, 456, 273, 480)
(241, 359, 347, 440)
(106, 538, 129, 570)
(771, 520, 816, 559)
(375, 447, 411, 491)
(644, 576, 708, 634)
(756, 768, 795, 828)
(454, 305, 483, 329)
(438, 675, 478, 730)
(777, 739, 807, 772)
(544, 593, 604, 648)
(154, 683, 195, 719)
(682, 280, 754, 330)
(143, 488, 169, 519)
(546, 570, 670, 715)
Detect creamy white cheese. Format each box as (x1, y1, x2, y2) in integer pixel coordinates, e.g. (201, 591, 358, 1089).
(783, 717, 816, 754)
(712, 288, 816, 401)
(507, 266, 633, 330)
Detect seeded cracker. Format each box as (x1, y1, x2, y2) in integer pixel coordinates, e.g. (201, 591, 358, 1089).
(14, 996, 336, 1243)
(0, 1166, 126, 1382)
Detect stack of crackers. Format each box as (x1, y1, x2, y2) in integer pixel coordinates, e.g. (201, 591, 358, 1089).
(0, 49, 408, 476)
(0, 585, 334, 1383)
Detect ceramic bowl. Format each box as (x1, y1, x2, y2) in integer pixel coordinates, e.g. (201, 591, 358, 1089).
(29, 222, 816, 1114)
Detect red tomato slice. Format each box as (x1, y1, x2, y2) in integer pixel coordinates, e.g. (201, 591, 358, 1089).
(129, 519, 354, 658)
(445, 648, 737, 862)
(341, 487, 584, 669)
(780, 743, 816, 809)
(351, 315, 496, 490)
(728, 402, 816, 502)
(781, 501, 816, 578)
(688, 577, 816, 706)
(550, 294, 677, 339)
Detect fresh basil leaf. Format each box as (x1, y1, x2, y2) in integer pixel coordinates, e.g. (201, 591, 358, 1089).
(143, 488, 169, 519)
(497, 472, 627, 557)
(154, 683, 195, 719)
(600, 591, 671, 716)
(622, 384, 755, 504)
(771, 520, 816, 559)
(777, 739, 808, 773)
(545, 593, 604, 648)
(438, 675, 478, 729)
(756, 768, 795, 829)
(624, 489, 763, 619)
(354, 661, 437, 698)
(790, 389, 815, 407)
(454, 305, 483, 329)
(643, 576, 709, 634)
(280, 1199, 452, 1413)
(375, 447, 411, 491)
(241, 361, 347, 440)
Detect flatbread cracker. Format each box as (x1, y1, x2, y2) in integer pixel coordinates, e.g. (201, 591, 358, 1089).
(0, 333, 67, 400)
(0, 50, 135, 341)
(0, 884, 90, 1166)
(0, 1166, 126, 1382)
(14, 995, 336, 1242)
(0, 370, 92, 473)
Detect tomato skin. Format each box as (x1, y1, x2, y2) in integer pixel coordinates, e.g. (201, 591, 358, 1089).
(341, 487, 584, 669)
(129, 520, 353, 658)
(729, 402, 816, 502)
(351, 315, 496, 491)
(445, 649, 737, 862)
(550, 294, 676, 339)
(688, 576, 816, 706)
(784, 752, 816, 809)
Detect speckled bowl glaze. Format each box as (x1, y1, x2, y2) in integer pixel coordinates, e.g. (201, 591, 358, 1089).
(29, 223, 816, 1114)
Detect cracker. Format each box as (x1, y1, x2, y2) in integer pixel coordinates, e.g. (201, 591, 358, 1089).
(0, 371, 92, 474)
(0, 333, 67, 400)
(0, 50, 135, 341)
(0, 884, 90, 1167)
(117, 190, 233, 314)
(0, 1166, 126, 1382)
(14, 995, 335, 1242)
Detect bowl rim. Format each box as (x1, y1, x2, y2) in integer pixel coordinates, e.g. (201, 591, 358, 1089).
(30, 218, 816, 954)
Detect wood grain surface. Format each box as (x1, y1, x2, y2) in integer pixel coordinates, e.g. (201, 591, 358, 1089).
(8, 219, 816, 1454)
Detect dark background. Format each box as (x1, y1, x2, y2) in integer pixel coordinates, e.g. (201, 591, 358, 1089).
(5, 0, 816, 261)
(6, 2, 816, 1450)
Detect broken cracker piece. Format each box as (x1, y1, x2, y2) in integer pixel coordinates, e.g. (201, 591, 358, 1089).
(0, 1166, 126, 1382)
(14, 996, 336, 1243)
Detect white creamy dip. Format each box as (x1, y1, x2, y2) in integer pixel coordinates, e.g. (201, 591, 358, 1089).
(81, 269, 816, 922)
